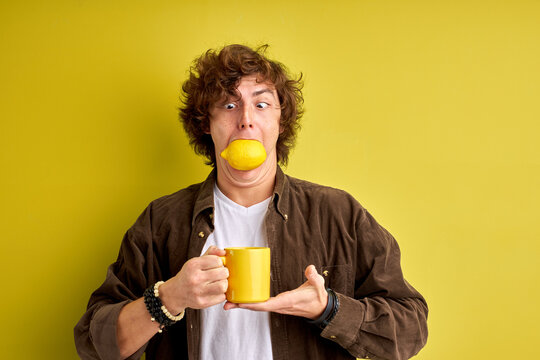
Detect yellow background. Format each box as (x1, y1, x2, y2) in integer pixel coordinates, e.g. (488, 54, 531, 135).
(1, 0, 539, 358)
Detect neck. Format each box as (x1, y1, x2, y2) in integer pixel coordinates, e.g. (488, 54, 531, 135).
(216, 165, 277, 207)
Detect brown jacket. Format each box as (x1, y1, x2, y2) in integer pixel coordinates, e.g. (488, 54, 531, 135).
(74, 167, 428, 360)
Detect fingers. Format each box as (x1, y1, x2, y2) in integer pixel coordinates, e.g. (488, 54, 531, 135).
(167, 248, 231, 311)
(204, 245, 226, 257)
(196, 254, 225, 270)
(202, 266, 229, 282)
(181, 264, 228, 294)
(223, 301, 240, 310)
(238, 302, 269, 311)
(195, 293, 227, 309)
(205, 278, 228, 295)
(238, 296, 282, 312)
(184, 278, 228, 309)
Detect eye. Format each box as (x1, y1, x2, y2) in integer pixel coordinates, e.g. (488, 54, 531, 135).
(256, 102, 269, 109)
(225, 103, 236, 110)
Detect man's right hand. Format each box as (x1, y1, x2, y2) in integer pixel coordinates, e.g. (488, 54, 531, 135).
(159, 246, 228, 314)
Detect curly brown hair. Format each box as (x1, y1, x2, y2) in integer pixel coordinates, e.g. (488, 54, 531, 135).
(179, 44, 304, 167)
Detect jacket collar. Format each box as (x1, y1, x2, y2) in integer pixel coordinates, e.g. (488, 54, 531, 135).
(191, 166, 290, 226)
(273, 166, 289, 220)
(191, 168, 216, 226)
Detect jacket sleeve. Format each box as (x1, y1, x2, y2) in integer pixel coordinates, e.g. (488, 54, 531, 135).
(320, 207, 428, 360)
(74, 205, 157, 360)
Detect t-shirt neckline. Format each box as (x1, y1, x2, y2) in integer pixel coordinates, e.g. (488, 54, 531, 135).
(213, 184, 271, 216)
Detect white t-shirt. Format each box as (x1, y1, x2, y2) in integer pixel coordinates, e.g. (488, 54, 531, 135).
(199, 185, 273, 360)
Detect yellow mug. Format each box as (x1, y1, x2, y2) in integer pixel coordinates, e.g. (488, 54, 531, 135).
(220, 247, 270, 303)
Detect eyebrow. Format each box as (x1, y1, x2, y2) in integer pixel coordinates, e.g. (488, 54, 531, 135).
(218, 88, 276, 106)
(252, 88, 275, 97)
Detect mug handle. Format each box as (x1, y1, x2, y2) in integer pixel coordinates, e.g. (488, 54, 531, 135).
(219, 256, 226, 266)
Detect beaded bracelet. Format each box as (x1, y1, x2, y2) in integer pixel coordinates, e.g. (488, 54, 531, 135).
(143, 281, 185, 333)
(153, 281, 185, 322)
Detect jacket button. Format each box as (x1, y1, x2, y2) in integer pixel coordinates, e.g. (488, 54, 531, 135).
(198, 231, 205, 238)
(284, 214, 288, 220)
(323, 270, 329, 276)
(330, 335, 336, 339)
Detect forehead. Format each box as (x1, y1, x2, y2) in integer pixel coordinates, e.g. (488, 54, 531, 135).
(212, 75, 278, 107)
(237, 75, 276, 92)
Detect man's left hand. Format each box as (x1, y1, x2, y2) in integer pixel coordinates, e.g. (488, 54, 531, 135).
(223, 265, 328, 320)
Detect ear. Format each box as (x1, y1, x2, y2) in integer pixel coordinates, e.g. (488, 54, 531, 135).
(203, 119, 211, 135)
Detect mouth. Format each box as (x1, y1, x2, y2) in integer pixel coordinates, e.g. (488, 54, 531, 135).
(230, 137, 260, 143)
(220, 139, 267, 171)
(225, 138, 263, 151)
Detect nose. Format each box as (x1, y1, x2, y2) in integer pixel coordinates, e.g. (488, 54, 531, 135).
(239, 106, 253, 129)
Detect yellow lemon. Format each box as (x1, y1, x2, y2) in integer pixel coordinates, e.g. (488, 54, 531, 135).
(220, 139, 267, 171)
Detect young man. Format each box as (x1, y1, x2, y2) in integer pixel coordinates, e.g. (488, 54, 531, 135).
(75, 44, 428, 360)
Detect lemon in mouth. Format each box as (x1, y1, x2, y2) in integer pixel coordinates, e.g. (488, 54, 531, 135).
(220, 139, 267, 171)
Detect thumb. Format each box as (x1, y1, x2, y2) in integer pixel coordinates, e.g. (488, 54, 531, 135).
(305, 265, 324, 287)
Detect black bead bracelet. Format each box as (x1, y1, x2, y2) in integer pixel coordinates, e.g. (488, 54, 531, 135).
(143, 284, 176, 331)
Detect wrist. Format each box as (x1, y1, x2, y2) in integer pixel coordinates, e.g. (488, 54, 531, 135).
(142, 281, 186, 332)
(159, 280, 185, 315)
(305, 288, 339, 329)
(311, 289, 329, 320)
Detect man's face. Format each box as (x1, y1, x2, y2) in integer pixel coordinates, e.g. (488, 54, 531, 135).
(208, 75, 282, 186)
